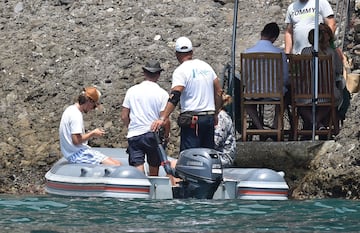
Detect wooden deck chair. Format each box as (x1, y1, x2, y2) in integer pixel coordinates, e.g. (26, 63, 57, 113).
(288, 54, 338, 140)
(240, 53, 285, 141)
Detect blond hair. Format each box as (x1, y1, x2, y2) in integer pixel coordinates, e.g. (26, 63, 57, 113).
(222, 94, 232, 108)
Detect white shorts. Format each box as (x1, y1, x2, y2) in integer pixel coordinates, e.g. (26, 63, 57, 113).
(67, 148, 107, 164)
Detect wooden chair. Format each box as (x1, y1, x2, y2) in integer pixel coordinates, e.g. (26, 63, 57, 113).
(288, 54, 338, 140)
(240, 53, 285, 141)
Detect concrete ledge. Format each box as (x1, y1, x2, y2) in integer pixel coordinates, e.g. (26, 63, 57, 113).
(234, 140, 336, 195)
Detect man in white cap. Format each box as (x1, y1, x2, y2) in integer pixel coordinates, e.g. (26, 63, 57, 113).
(59, 86, 121, 165)
(151, 37, 223, 151)
(121, 60, 170, 176)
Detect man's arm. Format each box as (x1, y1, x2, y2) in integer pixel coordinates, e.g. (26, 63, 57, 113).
(213, 77, 223, 114)
(121, 107, 130, 128)
(161, 110, 171, 139)
(71, 128, 105, 145)
(151, 85, 184, 131)
(284, 23, 293, 54)
(161, 85, 184, 120)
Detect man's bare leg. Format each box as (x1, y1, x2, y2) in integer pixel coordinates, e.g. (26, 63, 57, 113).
(168, 160, 181, 186)
(149, 166, 159, 176)
(102, 157, 122, 165)
(135, 164, 145, 173)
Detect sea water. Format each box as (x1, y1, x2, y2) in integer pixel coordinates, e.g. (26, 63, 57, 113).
(0, 195, 359, 233)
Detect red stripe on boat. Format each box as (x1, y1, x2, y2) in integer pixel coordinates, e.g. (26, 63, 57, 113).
(239, 189, 288, 196)
(46, 181, 150, 194)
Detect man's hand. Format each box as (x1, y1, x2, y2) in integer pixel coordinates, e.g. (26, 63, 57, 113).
(92, 128, 105, 138)
(72, 128, 105, 145)
(151, 119, 165, 132)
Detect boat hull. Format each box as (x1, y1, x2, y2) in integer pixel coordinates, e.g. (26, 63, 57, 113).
(45, 148, 289, 200)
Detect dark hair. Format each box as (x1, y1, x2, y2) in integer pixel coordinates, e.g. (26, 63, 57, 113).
(320, 23, 334, 41)
(77, 89, 90, 105)
(143, 69, 161, 79)
(307, 28, 325, 45)
(261, 22, 280, 40)
(307, 29, 315, 45)
(78, 95, 87, 105)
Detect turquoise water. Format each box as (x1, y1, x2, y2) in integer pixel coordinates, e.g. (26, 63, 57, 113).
(0, 195, 359, 233)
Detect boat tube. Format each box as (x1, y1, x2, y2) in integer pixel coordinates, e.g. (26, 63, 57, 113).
(45, 143, 289, 200)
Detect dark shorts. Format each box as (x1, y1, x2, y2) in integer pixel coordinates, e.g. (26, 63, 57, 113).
(127, 132, 161, 167)
(180, 114, 215, 151)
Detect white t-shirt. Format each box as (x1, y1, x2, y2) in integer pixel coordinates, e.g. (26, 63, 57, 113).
(59, 104, 89, 159)
(122, 80, 169, 138)
(285, 0, 334, 54)
(172, 59, 217, 113)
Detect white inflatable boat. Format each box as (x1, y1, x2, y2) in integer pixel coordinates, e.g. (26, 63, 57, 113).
(45, 147, 289, 200)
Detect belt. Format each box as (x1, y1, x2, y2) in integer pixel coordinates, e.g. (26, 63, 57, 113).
(194, 111, 215, 116)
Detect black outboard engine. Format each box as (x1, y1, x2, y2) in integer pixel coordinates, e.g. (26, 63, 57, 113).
(173, 148, 223, 199)
(154, 132, 223, 199)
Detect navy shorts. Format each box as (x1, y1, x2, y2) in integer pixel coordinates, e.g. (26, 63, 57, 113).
(180, 114, 215, 151)
(127, 132, 161, 167)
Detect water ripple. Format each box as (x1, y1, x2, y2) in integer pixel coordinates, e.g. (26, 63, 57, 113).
(0, 196, 360, 232)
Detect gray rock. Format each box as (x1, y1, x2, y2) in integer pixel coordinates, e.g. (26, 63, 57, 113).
(0, 0, 360, 200)
(14, 2, 24, 13)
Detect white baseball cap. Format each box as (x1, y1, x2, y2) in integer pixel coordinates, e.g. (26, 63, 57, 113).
(175, 36, 193, 53)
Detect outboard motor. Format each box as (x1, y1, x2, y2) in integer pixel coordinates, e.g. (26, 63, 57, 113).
(154, 131, 223, 199)
(174, 148, 223, 199)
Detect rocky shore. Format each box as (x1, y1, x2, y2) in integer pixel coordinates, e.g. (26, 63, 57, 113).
(1, 0, 360, 199)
